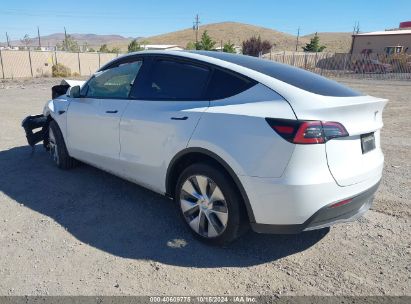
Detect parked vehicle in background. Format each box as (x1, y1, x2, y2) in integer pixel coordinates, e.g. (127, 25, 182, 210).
(22, 51, 387, 245)
(353, 58, 393, 73)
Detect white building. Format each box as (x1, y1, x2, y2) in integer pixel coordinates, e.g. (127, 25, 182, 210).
(142, 44, 183, 51)
(213, 45, 242, 54)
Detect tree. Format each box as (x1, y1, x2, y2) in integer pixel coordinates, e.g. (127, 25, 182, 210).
(303, 32, 326, 52)
(242, 36, 272, 57)
(63, 35, 79, 52)
(20, 34, 32, 49)
(185, 41, 196, 50)
(128, 39, 143, 53)
(223, 41, 236, 53)
(197, 31, 216, 50)
(56, 35, 79, 52)
(99, 44, 110, 53)
(99, 44, 120, 53)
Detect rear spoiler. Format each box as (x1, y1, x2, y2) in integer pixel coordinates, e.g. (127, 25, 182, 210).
(51, 79, 86, 99)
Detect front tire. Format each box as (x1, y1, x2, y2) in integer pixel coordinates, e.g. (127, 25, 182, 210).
(48, 121, 77, 169)
(175, 163, 247, 245)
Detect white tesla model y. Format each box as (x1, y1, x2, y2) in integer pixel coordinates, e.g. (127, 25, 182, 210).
(22, 51, 387, 245)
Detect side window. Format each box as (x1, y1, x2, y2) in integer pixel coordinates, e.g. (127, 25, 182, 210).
(85, 61, 142, 99)
(137, 59, 210, 100)
(206, 68, 256, 100)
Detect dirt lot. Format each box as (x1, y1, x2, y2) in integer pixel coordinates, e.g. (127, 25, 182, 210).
(0, 77, 409, 296)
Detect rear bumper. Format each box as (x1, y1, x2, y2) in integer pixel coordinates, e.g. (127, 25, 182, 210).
(251, 180, 380, 234)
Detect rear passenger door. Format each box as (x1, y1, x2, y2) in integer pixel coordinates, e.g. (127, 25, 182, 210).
(119, 57, 211, 192)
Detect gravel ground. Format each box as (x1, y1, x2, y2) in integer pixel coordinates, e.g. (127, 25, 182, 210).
(0, 77, 410, 296)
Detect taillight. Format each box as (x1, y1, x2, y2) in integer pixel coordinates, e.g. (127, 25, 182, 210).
(265, 118, 348, 144)
(293, 121, 324, 144)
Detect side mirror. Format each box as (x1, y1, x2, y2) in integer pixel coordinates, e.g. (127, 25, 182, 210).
(68, 85, 81, 98)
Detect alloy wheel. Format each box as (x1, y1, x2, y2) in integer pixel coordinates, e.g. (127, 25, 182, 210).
(180, 175, 229, 238)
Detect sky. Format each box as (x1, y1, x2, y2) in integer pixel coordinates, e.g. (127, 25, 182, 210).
(0, 0, 410, 41)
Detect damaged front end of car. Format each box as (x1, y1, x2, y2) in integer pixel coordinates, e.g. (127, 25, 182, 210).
(21, 80, 81, 148)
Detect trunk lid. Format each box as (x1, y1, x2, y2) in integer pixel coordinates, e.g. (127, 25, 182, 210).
(289, 95, 387, 186)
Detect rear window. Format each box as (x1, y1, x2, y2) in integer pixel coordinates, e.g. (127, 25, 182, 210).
(206, 68, 256, 100)
(192, 51, 363, 97)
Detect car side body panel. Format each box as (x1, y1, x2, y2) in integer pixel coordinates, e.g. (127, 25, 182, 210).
(119, 99, 209, 193)
(66, 97, 130, 174)
(188, 84, 296, 178)
(43, 96, 70, 140)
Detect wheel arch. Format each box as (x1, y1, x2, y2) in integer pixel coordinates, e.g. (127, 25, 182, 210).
(166, 147, 256, 223)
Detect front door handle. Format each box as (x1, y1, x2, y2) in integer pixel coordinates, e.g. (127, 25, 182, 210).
(171, 116, 188, 120)
(105, 110, 118, 114)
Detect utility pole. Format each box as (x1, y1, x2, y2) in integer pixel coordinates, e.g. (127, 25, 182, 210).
(295, 27, 300, 51)
(37, 26, 41, 49)
(6, 32, 10, 47)
(193, 14, 200, 44)
(64, 27, 68, 51)
(350, 22, 360, 55)
(352, 21, 360, 35)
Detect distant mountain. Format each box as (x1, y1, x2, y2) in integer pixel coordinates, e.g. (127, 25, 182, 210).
(125, 22, 352, 53)
(2, 22, 353, 53)
(143, 21, 297, 49)
(6, 33, 137, 49)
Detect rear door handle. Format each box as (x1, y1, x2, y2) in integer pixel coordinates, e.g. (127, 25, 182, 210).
(171, 116, 188, 120)
(105, 110, 118, 114)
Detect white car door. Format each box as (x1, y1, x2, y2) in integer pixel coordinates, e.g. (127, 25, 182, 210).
(119, 57, 211, 193)
(66, 60, 143, 172)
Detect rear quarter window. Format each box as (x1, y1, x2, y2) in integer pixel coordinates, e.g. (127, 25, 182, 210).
(206, 68, 256, 100)
(192, 51, 363, 97)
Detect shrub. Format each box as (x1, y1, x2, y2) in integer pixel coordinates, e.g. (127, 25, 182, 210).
(223, 41, 236, 53)
(52, 63, 71, 77)
(128, 39, 143, 53)
(242, 36, 272, 57)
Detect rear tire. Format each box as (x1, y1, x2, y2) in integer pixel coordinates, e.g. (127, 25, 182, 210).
(48, 121, 77, 170)
(175, 163, 248, 245)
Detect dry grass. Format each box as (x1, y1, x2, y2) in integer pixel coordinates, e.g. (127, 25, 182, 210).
(108, 22, 352, 53)
(302, 32, 353, 53)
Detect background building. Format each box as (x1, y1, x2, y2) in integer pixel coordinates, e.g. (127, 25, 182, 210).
(351, 21, 411, 55)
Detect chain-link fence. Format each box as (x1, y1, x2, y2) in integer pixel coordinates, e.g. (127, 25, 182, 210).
(1, 49, 410, 80)
(0, 50, 118, 79)
(265, 51, 411, 80)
